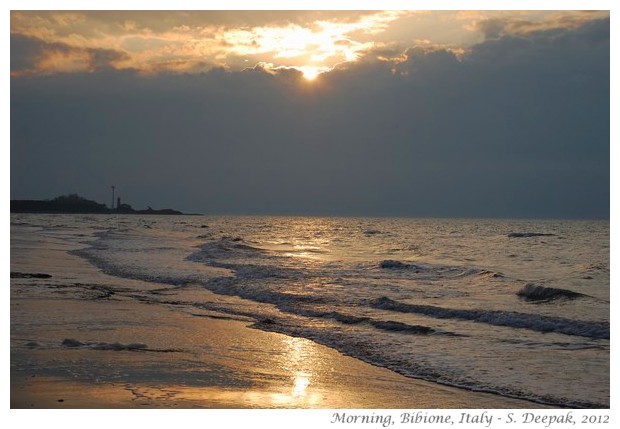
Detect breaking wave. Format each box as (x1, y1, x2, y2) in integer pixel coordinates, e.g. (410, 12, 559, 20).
(371, 297, 609, 340)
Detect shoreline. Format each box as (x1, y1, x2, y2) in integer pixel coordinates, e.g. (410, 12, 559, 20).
(10, 224, 548, 409)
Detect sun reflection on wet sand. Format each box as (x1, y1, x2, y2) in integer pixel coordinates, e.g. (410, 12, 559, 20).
(194, 335, 328, 408)
(272, 335, 324, 406)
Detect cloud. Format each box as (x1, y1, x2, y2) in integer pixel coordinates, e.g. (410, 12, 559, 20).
(11, 34, 131, 76)
(473, 11, 610, 41)
(10, 17, 609, 218)
(10, 11, 410, 77)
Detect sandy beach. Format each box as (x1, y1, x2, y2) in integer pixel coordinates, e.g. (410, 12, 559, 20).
(9, 222, 547, 410)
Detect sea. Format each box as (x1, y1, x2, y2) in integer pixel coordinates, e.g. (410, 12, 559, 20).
(10, 214, 610, 408)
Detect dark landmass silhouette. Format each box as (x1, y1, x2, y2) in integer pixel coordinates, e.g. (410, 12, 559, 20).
(10, 194, 186, 215)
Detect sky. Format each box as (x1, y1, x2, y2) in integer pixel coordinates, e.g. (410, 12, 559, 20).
(9, 7, 611, 218)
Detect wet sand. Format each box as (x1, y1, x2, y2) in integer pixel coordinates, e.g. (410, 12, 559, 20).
(10, 226, 546, 409)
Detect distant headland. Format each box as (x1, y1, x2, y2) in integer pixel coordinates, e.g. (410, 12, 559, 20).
(10, 194, 187, 215)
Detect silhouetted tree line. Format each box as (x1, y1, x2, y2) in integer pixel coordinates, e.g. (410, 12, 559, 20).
(11, 194, 184, 215)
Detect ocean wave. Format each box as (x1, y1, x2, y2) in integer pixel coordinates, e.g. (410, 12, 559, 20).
(369, 320, 435, 334)
(10, 221, 33, 226)
(507, 232, 556, 238)
(517, 283, 588, 302)
(11, 272, 52, 279)
(473, 270, 504, 279)
(499, 338, 609, 351)
(231, 243, 264, 252)
(371, 297, 609, 340)
(61, 338, 180, 352)
(187, 238, 269, 264)
(379, 260, 502, 279)
(579, 262, 610, 273)
(380, 259, 418, 269)
(274, 305, 444, 336)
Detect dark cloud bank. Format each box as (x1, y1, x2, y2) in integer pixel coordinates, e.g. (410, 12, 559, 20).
(11, 18, 609, 218)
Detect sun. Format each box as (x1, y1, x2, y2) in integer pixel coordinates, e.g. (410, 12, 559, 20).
(301, 67, 319, 80)
(299, 66, 325, 81)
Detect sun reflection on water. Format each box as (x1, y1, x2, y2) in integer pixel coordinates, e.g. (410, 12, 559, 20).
(292, 373, 310, 397)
